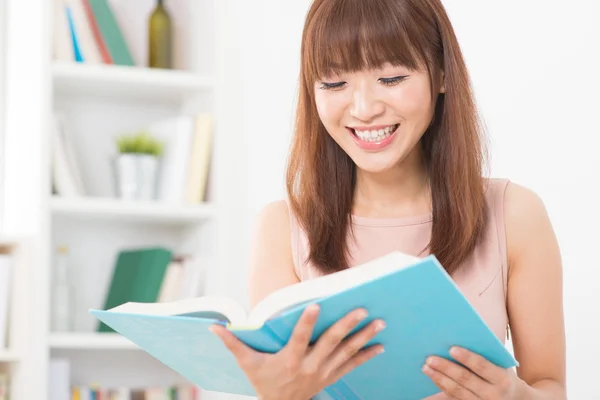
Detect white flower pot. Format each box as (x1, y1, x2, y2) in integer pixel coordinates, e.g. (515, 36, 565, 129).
(115, 154, 159, 200)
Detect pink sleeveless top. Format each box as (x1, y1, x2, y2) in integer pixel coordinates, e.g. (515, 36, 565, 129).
(286, 178, 510, 399)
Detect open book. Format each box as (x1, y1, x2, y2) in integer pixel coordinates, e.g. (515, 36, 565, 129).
(103, 251, 421, 329)
(91, 251, 517, 400)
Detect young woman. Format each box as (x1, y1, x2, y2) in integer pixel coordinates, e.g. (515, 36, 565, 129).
(210, 0, 567, 398)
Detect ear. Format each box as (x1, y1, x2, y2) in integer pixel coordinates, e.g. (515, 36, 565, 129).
(439, 71, 446, 93)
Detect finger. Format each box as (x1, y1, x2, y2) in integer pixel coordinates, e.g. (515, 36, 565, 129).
(324, 319, 386, 374)
(307, 308, 369, 365)
(282, 303, 321, 359)
(450, 347, 506, 385)
(425, 355, 489, 395)
(329, 344, 384, 384)
(209, 325, 257, 366)
(422, 364, 479, 400)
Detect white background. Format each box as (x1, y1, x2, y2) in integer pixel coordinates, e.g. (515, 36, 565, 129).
(233, 1, 600, 398)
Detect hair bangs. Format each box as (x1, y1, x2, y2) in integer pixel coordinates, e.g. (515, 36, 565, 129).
(305, 0, 429, 83)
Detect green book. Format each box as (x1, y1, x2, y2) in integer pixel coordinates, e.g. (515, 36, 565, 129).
(98, 247, 172, 332)
(87, 0, 135, 66)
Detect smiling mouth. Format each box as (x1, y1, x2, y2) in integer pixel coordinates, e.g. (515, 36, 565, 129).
(348, 124, 400, 143)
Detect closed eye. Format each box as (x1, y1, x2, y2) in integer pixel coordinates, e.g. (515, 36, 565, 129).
(379, 75, 408, 86)
(319, 81, 346, 90)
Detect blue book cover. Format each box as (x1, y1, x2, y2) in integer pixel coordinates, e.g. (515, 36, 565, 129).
(90, 252, 518, 400)
(65, 6, 84, 63)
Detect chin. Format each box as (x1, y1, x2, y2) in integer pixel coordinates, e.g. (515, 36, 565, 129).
(349, 154, 403, 175)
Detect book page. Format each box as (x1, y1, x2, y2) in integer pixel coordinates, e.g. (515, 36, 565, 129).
(245, 251, 420, 327)
(108, 295, 250, 325)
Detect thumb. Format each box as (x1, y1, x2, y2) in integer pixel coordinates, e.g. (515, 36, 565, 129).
(209, 325, 255, 364)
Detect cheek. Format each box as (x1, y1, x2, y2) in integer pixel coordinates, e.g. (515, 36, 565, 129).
(315, 92, 344, 128)
(392, 82, 434, 120)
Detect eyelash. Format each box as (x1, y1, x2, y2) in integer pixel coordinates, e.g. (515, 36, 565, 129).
(380, 75, 408, 86)
(319, 75, 408, 90)
(319, 82, 346, 90)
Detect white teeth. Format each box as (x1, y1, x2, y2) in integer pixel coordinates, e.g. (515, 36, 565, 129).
(354, 125, 397, 142)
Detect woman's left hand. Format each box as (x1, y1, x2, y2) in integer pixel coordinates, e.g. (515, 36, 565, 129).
(422, 346, 520, 399)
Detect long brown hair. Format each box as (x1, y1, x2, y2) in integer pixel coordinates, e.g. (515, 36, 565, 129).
(286, 0, 489, 275)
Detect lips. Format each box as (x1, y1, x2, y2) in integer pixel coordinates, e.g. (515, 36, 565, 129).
(350, 124, 399, 142)
(347, 124, 400, 151)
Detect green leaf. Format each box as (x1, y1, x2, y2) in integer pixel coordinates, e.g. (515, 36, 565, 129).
(115, 131, 164, 156)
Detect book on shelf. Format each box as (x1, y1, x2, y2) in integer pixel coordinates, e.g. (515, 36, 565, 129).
(0, 253, 12, 350)
(77, 385, 200, 400)
(70, 384, 201, 400)
(148, 114, 214, 205)
(90, 251, 518, 400)
(52, 356, 203, 400)
(53, 0, 134, 66)
(96, 247, 204, 333)
(0, 373, 8, 400)
(50, 112, 86, 198)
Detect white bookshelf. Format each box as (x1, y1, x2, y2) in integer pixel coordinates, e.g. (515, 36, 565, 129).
(49, 333, 139, 351)
(0, 350, 20, 363)
(52, 62, 215, 103)
(50, 196, 217, 225)
(0, 237, 33, 400)
(1, 0, 250, 399)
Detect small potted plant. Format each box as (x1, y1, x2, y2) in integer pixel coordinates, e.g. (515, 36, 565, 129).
(114, 131, 164, 200)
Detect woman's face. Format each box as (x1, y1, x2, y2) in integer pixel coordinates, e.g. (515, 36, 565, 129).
(314, 63, 444, 174)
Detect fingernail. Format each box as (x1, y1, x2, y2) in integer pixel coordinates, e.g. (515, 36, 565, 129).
(377, 346, 385, 354)
(375, 320, 386, 332)
(356, 309, 368, 320)
(422, 364, 432, 374)
(307, 304, 320, 313)
(450, 346, 462, 357)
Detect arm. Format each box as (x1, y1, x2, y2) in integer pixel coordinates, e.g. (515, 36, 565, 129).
(505, 182, 567, 399)
(247, 200, 300, 308)
(422, 182, 567, 399)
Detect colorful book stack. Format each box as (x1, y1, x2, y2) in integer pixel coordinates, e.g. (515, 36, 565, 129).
(53, 0, 135, 66)
(71, 384, 201, 400)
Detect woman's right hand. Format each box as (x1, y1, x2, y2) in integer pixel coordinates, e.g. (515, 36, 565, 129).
(209, 304, 386, 400)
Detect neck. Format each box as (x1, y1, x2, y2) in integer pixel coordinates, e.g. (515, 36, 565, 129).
(353, 146, 430, 218)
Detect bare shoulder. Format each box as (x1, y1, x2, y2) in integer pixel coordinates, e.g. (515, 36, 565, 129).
(247, 200, 299, 307)
(503, 181, 561, 275)
(254, 199, 292, 237)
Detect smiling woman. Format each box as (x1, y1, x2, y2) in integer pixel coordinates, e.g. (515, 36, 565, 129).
(293, 0, 482, 277)
(209, 0, 567, 399)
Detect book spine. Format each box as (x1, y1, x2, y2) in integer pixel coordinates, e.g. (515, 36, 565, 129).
(65, 6, 84, 62)
(81, 0, 112, 63)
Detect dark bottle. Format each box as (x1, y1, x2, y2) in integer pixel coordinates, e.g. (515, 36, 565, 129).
(148, 0, 172, 68)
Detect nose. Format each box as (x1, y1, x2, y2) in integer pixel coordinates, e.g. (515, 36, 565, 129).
(349, 84, 385, 122)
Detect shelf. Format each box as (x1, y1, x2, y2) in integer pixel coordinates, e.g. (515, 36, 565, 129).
(50, 196, 216, 225)
(49, 333, 139, 350)
(0, 349, 20, 362)
(52, 62, 214, 103)
(0, 236, 19, 247)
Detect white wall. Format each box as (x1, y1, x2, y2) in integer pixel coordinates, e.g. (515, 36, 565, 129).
(226, 0, 313, 308)
(243, 1, 312, 215)
(237, 1, 599, 398)
(0, 0, 6, 232)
